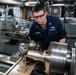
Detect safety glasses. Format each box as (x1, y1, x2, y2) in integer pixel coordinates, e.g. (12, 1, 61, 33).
(34, 13, 45, 20)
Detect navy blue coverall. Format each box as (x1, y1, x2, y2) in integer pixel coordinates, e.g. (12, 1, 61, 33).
(29, 15, 66, 50)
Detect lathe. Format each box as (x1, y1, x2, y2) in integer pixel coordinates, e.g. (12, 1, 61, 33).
(4, 42, 76, 75)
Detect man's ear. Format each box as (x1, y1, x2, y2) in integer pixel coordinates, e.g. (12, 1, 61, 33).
(45, 11, 48, 16)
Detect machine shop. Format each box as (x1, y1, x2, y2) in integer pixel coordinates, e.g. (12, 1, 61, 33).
(0, 0, 76, 75)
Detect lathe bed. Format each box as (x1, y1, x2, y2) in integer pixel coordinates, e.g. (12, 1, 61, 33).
(4, 55, 50, 75)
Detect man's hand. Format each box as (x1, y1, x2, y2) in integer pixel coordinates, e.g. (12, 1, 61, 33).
(59, 38, 66, 43)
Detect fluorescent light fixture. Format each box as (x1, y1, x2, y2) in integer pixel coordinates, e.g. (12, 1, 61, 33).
(0, 0, 21, 5)
(52, 4, 65, 6)
(25, 1, 39, 6)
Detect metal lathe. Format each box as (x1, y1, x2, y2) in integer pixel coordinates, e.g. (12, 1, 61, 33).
(4, 42, 76, 75)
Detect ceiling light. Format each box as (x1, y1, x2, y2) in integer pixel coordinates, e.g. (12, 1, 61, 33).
(25, 1, 39, 6)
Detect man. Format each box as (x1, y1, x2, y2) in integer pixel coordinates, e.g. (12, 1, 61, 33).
(29, 4, 66, 51)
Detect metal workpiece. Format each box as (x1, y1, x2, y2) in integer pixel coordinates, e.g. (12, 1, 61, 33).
(27, 42, 76, 75)
(28, 50, 43, 59)
(27, 50, 50, 61)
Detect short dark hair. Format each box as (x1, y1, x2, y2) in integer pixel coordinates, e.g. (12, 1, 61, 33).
(32, 4, 46, 13)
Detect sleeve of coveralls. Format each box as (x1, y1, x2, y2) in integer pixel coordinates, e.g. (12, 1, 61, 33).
(29, 25, 35, 41)
(56, 17, 67, 39)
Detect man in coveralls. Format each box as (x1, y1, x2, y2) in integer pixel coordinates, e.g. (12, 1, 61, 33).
(29, 4, 66, 51)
